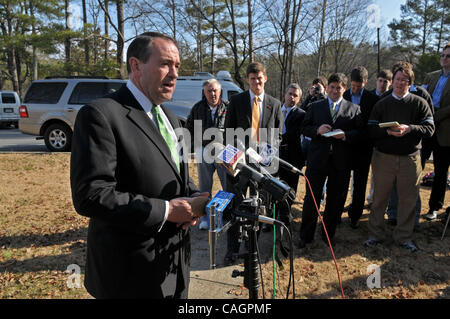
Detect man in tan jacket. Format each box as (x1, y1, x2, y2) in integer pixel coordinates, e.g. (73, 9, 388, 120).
(423, 43, 450, 221)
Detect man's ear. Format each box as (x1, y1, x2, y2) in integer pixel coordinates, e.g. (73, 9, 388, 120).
(129, 57, 141, 74)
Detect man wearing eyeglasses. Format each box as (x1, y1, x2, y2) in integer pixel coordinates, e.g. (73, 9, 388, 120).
(365, 63, 434, 252)
(423, 43, 450, 222)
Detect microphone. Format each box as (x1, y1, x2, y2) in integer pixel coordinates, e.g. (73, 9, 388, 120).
(206, 190, 235, 269)
(245, 147, 273, 176)
(213, 143, 245, 177)
(190, 196, 209, 217)
(213, 142, 293, 202)
(259, 142, 303, 176)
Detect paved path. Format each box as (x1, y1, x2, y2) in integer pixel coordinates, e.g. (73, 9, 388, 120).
(0, 128, 48, 152)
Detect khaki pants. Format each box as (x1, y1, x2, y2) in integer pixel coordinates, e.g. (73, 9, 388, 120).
(368, 149, 422, 244)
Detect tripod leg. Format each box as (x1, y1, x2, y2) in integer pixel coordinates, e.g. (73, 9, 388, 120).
(246, 222, 260, 299)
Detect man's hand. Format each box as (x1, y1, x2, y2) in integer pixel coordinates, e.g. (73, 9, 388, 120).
(387, 124, 411, 137)
(317, 124, 332, 135)
(168, 192, 210, 229)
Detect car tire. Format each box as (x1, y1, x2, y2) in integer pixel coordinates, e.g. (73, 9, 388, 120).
(44, 123, 72, 152)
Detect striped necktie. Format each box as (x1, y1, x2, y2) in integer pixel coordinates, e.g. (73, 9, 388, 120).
(152, 105, 180, 172)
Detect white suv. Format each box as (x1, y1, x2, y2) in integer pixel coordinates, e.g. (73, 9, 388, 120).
(0, 91, 21, 128)
(19, 77, 126, 152)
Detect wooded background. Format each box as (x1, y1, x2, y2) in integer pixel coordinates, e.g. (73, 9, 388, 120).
(0, 0, 448, 100)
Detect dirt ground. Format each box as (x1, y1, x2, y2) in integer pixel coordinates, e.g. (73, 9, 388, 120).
(0, 153, 449, 299)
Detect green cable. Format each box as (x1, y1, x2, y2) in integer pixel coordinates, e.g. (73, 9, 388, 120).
(272, 203, 276, 299)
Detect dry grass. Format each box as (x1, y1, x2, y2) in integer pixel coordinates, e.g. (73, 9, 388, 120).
(259, 164, 450, 299)
(0, 153, 448, 299)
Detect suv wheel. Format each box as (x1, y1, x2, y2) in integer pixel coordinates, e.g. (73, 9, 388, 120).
(44, 123, 72, 152)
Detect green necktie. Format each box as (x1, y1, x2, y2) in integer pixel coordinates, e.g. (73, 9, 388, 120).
(331, 102, 337, 118)
(152, 105, 180, 172)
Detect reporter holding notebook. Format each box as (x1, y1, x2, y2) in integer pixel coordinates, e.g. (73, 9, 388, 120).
(365, 62, 434, 252)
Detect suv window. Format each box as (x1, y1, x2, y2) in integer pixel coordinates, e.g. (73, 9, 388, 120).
(68, 82, 124, 104)
(227, 90, 239, 99)
(24, 82, 68, 104)
(1, 93, 17, 104)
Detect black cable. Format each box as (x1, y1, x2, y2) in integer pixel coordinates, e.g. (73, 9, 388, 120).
(284, 200, 295, 299)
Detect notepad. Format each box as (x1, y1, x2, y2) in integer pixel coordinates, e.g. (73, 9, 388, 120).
(379, 121, 400, 128)
(322, 129, 345, 138)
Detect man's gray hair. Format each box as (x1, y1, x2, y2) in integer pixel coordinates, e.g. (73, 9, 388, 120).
(202, 78, 221, 89)
(285, 83, 302, 96)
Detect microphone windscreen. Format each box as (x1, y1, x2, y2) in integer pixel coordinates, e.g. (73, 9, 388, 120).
(190, 196, 210, 217)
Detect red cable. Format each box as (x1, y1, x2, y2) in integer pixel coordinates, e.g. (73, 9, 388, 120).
(302, 175, 346, 299)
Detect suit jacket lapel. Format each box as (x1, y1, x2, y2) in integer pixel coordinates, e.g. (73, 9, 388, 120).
(441, 75, 450, 107)
(119, 87, 182, 182)
(428, 73, 440, 96)
(285, 106, 297, 129)
(334, 100, 350, 124)
(243, 91, 252, 128)
(161, 105, 188, 183)
(262, 94, 271, 128)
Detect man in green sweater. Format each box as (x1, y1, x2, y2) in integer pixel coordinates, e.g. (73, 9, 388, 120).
(364, 63, 435, 252)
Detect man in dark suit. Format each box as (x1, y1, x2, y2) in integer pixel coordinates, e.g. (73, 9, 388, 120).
(70, 32, 206, 298)
(344, 66, 379, 228)
(423, 42, 450, 221)
(276, 83, 306, 230)
(223, 62, 282, 264)
(279, 83, 306, 196)
(299, 73, 362, 248)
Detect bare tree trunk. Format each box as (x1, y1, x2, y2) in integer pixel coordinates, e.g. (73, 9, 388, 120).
(422, 0, 428, 55)
(317, 0, 327, 76)
(15, 50, 24, 97)
(29, 0, 38, 80)
(197, 0, 203, 71)
(116, 0, 125, 78)
(288, 0, 301, 85)
(170, 0, 176, 40)
(104, 0, 109, 60)
(229, 0, 244, 88)
(279, 0, 290, 97)
(436, 13, 444, 53)
(65, 0, 71, 74)
(82, 0, 89, 68)
(211, 0, 215, 73)
(248, 0, 253, 63)
(4, 0, 19, 92)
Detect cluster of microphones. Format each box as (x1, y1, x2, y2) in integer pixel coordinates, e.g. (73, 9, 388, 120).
(189, 141, 303, 269)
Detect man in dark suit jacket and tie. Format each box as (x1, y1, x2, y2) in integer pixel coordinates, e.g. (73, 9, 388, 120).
(299, 73, 362, 248)
(275, 83, 306, 231)
(279, 83, 306, 197)
(70, 32, 206, 299)
(223, 62, 282, 265)
(343, 66, 379, 228)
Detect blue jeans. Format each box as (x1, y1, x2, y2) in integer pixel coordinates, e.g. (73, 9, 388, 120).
(387, 180, 421, 226)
